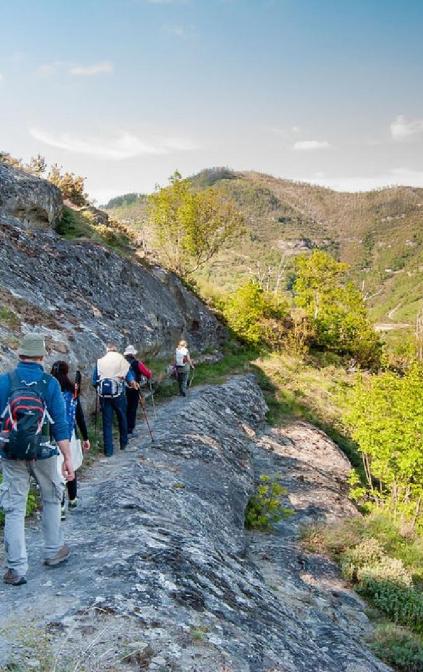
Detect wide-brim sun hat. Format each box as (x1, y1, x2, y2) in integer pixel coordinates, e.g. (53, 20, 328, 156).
(18, 333, 48, 358)
(124, 345, 137, 356)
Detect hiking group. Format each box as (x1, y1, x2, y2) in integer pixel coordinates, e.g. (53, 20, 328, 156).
(0, 334, 194, 587)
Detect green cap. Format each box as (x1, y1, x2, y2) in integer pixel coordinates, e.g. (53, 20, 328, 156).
(18, 333, 47, 358)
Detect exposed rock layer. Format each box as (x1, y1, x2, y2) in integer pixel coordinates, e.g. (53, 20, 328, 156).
(0, 164, 224, 375)
(0, 377, 390, 672)
(0, 163, 62, 228)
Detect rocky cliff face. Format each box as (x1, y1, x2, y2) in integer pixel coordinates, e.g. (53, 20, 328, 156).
(0, 377, 390, 672)
(0, 164, 225, 375)
(0, 163, 62, 229)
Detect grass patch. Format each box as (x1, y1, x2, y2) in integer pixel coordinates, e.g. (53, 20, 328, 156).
(369, 623, 423, 672)
(55, 206, 134, 256)
(302, 509, 423, 651)
(0, 306, 19, 327)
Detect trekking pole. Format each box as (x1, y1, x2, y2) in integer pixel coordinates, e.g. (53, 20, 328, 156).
(94, 393, 99, 446)
(149, 379, 157, 418)
(139, 392, 154, 443)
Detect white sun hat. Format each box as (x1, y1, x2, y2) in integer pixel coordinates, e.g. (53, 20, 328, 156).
(124, 345, 137, 356)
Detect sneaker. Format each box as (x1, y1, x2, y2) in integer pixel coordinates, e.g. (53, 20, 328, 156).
(68, 498, 78, 510)
(44, 544, 71, 567)
(61, 505, 66, 521)
(3, 569, 27, 586)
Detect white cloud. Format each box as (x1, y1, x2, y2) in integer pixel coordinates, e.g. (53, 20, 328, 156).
(29, 127, 199, 160)
(293, 140, 331, 151)
(390, 115, 423, 141)
(36, 61, 113, 77)
(36, 62, 61, 77)
(69, 61, 114, 77)
(307, 167, 423, 192)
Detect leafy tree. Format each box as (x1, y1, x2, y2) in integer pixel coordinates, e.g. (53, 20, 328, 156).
(26, 154, 47, 176)
(223, 280, 288, 347)
(147, 171, 244, 277)
(48, 165, 87, 206)
(0, 151, 24, 170)
(346, 365, 423, 525)
(293, 250, 381, 366)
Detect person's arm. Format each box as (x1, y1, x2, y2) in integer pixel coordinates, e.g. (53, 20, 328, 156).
(0, 373, 10, 415)
(125, 368, 138, 389)
(48, 378, 74, 481)
(75, 398, 90, 449)
(139, 362, 152, 379)
(187, 352, 195, 368)
(92, 364, 99, 387)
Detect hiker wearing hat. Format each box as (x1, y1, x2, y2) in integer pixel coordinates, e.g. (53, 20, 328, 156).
(124, 345, 152, 436)
(0, 334, 74, 586)
(175, 339, 195, 397)
(92, 343, 137, 457)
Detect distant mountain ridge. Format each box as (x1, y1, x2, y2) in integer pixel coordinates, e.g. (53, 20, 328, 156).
(104, 168, 423, 327)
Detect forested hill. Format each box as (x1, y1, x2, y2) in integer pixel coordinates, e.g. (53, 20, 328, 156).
(104, 168, 423, 327)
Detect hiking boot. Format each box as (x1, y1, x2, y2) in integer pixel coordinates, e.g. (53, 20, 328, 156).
(61, 504, 66, 521)
(68, 498, 78, 510)
(3, 569, 27, 586)
(44, 544, 71, 567)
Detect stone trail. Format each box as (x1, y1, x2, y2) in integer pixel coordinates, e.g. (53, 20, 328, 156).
(0, 377, 391, 672)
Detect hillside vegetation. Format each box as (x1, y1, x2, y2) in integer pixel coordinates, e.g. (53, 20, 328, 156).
(104, 168, 423, 330)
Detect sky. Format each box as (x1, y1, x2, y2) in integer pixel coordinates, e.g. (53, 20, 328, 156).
(1, 0, 423, 203)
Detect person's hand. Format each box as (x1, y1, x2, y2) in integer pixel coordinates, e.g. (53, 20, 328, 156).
(130, 381, 140, 390)
(82, 440, 90, 453)
(62, 456, 75, 482)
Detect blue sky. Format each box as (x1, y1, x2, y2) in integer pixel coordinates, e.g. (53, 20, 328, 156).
(1, 0, 423, 202)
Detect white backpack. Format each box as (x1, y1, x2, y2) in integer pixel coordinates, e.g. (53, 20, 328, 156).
(175, 347, 188, 366)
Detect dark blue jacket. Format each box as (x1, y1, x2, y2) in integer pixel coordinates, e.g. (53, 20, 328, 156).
(0, 362, 69, 457)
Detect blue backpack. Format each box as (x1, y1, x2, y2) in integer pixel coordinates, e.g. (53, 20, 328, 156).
(62, 391, 77, 441)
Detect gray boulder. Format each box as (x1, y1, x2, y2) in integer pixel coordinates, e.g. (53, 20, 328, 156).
(0, 163, 62, 228)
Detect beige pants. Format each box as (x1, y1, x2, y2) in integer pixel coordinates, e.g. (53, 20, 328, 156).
(0, 456, 64, 576)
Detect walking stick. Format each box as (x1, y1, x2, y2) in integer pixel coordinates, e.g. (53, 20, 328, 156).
(139, 392, 154, 442)
(149, 379, 157, 418)
(94, 393, 99, 445)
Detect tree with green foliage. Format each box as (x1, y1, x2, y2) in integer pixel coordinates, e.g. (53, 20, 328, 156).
(223, 280, 288, 347)
(48, 164, 88, 206)
(147, 171, 244, 277)
(293, 250, 381, 367)
(347, 365, 423, 526)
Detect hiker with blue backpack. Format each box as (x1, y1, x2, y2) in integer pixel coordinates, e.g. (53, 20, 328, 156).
(123, 345, 152, 436)
(92, 343, 137, 457)
(51, 361, 90, 519)
(0, 334, 74, 586)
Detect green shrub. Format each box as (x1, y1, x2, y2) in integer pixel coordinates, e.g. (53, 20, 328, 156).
(359, 579, 423, 633)
(346, 365, 423, 525)
(370, 624, 423, 672)
(293, 250, 381, 367)
(245, 474, 292, 531)
(358, 556, 413, 588)
(0, 306, 19, 327)
(223, 281, 288, 348)
(340, 538, 385, 581)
